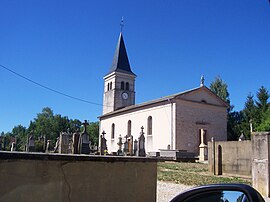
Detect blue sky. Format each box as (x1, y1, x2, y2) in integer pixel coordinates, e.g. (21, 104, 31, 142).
(1, 0, 270, 133)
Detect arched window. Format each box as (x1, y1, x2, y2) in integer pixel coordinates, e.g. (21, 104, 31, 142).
(127, 120, 131, 136)
(126, 82, 130, 91)
(121, 81, 125, 90)
(111, 123, 115, 139)
(107, 83, 110, 91)
(110, 82, 112, 90)
(147, 116, 152, 135)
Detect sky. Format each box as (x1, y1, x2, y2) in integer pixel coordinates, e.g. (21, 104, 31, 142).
(1, 0, 270, 133)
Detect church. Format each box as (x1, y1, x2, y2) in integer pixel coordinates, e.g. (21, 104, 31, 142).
(99, 32, 228, 155)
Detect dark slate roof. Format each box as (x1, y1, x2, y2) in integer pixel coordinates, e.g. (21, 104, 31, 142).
(107, 32, 136, 76)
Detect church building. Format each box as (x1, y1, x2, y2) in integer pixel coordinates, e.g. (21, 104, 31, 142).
(99, 32, 228, 155)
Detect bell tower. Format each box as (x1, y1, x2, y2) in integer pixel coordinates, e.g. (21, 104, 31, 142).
(102, 32, 136, 115)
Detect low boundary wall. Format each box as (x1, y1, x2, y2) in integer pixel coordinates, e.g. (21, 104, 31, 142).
(208, 140, 252, 177)
(0, 152, 157, 202)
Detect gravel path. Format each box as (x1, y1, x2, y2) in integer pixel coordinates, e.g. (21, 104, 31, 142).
(157, 181, 270, 202)
(157, 181, 193, 202)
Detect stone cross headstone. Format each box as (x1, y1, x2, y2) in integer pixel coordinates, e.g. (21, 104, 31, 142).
(72, 129, 80, 154)
(138, 126, 146, 157)
(100, 131, 107, 155)
(117, 135, 123, 155)
(79, 120, 90, 154)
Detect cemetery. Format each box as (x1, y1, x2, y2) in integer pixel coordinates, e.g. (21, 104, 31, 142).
(1, 118, 270, 201)
(0, 120, 159, 202)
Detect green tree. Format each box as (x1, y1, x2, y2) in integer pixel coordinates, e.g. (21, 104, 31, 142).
(256, 86, 269, 113)
(240, 94, 257, 138)
(257, 108, 270, 131)
(210, 76, 230, 105)
(69, 119, 82, 132)
(210, 76, 239, 140)
(227, 110, 243, 140)
(87, 122, 99, 145)
(12, 125, 27, 151)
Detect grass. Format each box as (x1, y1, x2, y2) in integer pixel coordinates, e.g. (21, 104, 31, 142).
(157, 162, 251, 186)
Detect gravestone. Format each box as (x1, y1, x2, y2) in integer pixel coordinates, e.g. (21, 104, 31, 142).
(38, 135, 46, 152)
(199, 129, 207, 161)
(54, 137, 60, 153)
(128, 135, 133, 155)
(100, 131, 107, 155)
(117, 135, 123, 155)
(133, 139, 138, 156)
(10, 136, 17, 151)
(79, 120, 90, 154)
(72, 130, 80, 154)
(59, 132, 69, 154)
(123, 135, 128, 155)
(11, 142, 16, 151)
(138, 126, 146, 157)
(46, 140, 52, 153)
(28, 135, 35, 152)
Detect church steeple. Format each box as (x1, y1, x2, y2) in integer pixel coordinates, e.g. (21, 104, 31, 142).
(102, 30, 136, 115)
(107, 32, 135, 76)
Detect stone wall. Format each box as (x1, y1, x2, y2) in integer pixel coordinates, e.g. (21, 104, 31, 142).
(0, 152, 157, 202)
(176, 99, 227, 154)
(208, 140, 252, 177)
(252, 132, 270, 197)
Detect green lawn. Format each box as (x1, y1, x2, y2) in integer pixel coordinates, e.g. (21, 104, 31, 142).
(157, 162, 251, 186)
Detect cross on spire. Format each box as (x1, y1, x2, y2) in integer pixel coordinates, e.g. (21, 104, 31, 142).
(120, 16, 124, 33)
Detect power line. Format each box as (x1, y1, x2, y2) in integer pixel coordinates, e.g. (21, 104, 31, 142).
(0, 64, 105, 107)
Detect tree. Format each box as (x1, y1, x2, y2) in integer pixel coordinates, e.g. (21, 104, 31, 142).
(210, 76, 239, 140)
(86, 122, 99, 145)
(227, 110, 243, 141)
(256, 86, 269, 127)
(12, 125, 27, 151)
(257, 108, 270, 131)
(240, 93, 257, 138)
(210, 76, 230, 105)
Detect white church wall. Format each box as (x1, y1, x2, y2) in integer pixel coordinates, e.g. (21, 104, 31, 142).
(100, 103, 173, 153)
(175, 99, 227, 154)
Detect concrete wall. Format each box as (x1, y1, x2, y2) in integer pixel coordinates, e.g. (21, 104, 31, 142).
(252, 132, 270, 197)
(0, 152, 157, 202)
(208, 140, 252, 177)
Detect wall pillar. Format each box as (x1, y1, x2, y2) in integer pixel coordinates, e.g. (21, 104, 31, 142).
(252, 132, 270, 197)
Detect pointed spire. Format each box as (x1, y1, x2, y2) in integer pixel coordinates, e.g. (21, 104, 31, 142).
(107, 32, 135, 76)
